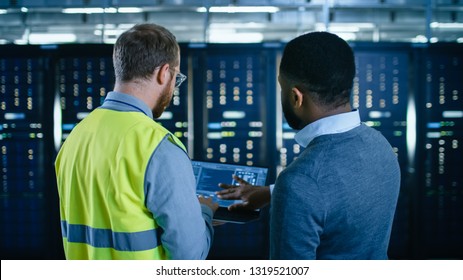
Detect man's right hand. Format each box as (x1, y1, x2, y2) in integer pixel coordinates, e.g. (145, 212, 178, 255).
(216, 175, 271, 211)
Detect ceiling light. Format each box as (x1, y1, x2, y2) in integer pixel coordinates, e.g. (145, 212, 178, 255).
(457, 37, 463, 43)
(333, 32, 357, 41)
(63, 8, 104, 14)
(209, 30, 264, 43)
(430, 22, 463, 29)
(103, 38, 117, 44)
(118, 24, 136, 30)
(102, 29, 124, 36)
(28, 33, 77, 44)
(14, 39, 28, 45)
(105, 8, 117, 13)
(330, 26, 360, 32)
(62, 8, 117, 14)
(95, 24, 116, 29)
(197, 6, 279, 13)
(315, 23, 327, 31)
(210, 22, 266, 29)
(0, 9, 7, 14)
(316, 23, 374, 32)
(117, 7, 143, 13)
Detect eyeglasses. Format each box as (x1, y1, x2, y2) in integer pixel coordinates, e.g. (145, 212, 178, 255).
(169, 69, 187, 88)
(175, 71, 187, 88)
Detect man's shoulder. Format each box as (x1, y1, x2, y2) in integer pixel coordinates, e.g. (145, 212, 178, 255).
(152, 136, 190, 164)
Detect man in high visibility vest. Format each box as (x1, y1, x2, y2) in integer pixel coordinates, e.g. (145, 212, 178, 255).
(55, 23, 218, 259)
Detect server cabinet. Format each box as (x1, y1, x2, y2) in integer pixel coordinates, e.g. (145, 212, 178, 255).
(415, 44, 463, 259)
(0, 46, 58, 259)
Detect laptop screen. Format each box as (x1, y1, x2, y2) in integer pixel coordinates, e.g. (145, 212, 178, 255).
(192, 160, 268, 208)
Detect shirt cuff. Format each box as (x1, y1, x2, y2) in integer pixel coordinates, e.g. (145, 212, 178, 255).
(200, 203, 214, 220)
(269, 184, 275, 194)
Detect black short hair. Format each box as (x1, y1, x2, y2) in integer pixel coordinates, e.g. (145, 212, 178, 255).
(113, 23, 179, 82)
(279, 31, 355, 108)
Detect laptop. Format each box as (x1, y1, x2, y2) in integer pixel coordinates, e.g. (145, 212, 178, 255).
(191, 160, 268, 224)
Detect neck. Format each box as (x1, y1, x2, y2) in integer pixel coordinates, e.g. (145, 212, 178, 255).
(113, 79, 156, 109)
(320, 102, 352, 119)
(302, 102, 352, 128)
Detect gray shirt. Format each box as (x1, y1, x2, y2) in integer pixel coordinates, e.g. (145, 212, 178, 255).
(270, 111, 400, 259)
(101, 91, 214, 259)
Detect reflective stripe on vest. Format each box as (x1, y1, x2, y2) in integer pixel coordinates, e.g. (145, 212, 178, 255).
(61, 221, 162, 252)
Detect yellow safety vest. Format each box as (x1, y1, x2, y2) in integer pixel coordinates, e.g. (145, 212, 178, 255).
(55, 108, 186, 259)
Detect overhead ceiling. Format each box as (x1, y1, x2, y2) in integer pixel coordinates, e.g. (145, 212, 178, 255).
(0, 0, 462, 44)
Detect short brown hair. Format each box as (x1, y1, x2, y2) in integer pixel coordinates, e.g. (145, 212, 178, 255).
(113, 23, 179, 82)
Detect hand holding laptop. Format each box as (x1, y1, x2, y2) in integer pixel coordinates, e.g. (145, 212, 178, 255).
(216, 175, 271, 211)
(198, 195, 219, 212)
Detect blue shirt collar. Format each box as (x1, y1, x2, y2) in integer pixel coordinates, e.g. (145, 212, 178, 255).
(101, 91, 153, 119)
(295, 110, 361, 148)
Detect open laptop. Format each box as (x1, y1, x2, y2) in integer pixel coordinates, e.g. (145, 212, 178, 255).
(191, 160, 268, 224)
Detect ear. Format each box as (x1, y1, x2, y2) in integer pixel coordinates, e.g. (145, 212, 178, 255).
(291, 86, 305, 108)
(155, 64, 171, 85)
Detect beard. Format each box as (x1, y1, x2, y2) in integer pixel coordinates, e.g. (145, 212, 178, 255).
(282, 96, 303, 130)
(152, 86, 173, 119)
